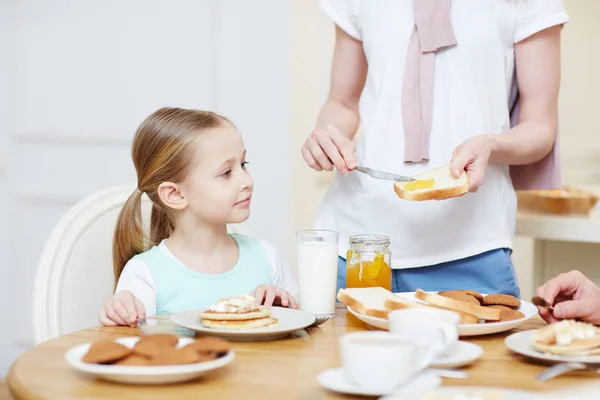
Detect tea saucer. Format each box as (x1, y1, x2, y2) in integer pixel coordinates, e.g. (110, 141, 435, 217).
(430, 341, 483, 369)
(317, 368, 441, 397)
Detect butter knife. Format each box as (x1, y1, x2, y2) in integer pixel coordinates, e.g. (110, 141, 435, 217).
(354, 166, 415, 182)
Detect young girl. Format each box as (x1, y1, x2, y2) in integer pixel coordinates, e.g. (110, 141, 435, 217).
(100, 107, 298, 327)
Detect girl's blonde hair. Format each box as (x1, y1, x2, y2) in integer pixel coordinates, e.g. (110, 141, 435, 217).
(112, 107, 230, 287)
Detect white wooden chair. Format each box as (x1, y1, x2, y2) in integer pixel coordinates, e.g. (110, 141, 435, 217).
(32, 185, 243, 344)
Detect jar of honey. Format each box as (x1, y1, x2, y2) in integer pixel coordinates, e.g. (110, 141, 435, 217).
(345, 234, 392, 291)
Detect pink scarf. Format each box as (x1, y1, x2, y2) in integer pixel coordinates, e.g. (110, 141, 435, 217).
(402, 0, 561, 190)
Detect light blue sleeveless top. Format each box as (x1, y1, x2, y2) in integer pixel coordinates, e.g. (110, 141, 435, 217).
(132, 234, 273, 315)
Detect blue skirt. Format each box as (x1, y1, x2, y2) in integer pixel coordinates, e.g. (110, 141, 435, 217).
(337, 248, 520, 298)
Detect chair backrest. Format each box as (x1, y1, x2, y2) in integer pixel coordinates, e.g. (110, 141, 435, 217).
(32, 185, 244, 344)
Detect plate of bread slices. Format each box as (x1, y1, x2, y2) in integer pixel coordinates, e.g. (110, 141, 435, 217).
(171, 295, 315, 341)
(338, 287, 537, 336)
(65, 334, 234, 384)
(505, 320, 600, 364)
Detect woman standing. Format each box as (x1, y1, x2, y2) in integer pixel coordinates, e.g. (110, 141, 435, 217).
(302, 0, 569, 297)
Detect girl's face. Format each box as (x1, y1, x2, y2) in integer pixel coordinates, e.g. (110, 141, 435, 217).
(179, 123, 253, 225)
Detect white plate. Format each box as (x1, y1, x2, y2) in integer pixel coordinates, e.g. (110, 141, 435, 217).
(347, 291, 538, 336)
(381, 386, 548, 400)
(430, 341, 483, 369)
(64, 337, 235, 385)
(505, 330, 600, 364)
(171, 307, 315, 341)
(318, 368, 440, 397)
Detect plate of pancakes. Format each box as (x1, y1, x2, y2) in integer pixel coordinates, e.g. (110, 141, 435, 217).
(171, 305, 316, 341)
(505, 320, 600, 364)
(65, 334, 235, 384)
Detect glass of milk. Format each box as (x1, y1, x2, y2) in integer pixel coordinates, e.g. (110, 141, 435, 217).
(296, 230, 339, 317)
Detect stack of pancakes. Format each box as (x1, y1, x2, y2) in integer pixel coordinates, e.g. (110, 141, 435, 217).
(532, 320, 600, 356)
(200, 295, 279, 330)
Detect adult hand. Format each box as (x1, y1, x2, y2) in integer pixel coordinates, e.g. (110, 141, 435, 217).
(535, 270, 600, 325)
(449, 134, 495, 193)
(301, 124, 356, 175)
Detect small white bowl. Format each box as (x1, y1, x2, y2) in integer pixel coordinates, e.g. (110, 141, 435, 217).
(64, 336, 235, 385)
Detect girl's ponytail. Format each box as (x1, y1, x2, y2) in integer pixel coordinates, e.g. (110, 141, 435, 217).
(112, 189, 145, 289)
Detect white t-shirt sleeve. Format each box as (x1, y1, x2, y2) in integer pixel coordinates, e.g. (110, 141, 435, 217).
(514, 0, 569, 43)
(259, 240, 299, 300)
(115, 259, 157, 317)
(319, 0, 362, 41)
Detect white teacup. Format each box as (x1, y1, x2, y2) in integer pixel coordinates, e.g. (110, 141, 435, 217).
(388, 308, 459, 357)
(338, 331, 436, 393)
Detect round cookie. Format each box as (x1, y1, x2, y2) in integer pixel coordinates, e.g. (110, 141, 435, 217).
(184, 337, 231, 356)
(114, 354, 150, 366)
(150, 347, 202, 366)
(82, 340, 132, 364)
(486, 305, 525, 322)
(134, 334, 179, 358)
(482, 294, 521, 308)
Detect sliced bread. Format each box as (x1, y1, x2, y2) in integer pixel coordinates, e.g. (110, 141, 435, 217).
(336, 287, 418, 319)
(394, 165, 469, 201)
(415, 289, 500, 321)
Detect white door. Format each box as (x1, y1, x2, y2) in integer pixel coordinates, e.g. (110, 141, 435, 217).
(0, 0, 296, 375)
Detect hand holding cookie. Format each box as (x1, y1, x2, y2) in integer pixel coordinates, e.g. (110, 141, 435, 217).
(536, 270, 600, 326)
(99, 290, 146, 328)
(251, 285, 298, 309)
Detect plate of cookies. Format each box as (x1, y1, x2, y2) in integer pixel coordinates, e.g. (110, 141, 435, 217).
(65, 333, 234, 384)
(505, 320, 600, 364)
(339, 287, 537, 336)
(171, 295, 315, 341)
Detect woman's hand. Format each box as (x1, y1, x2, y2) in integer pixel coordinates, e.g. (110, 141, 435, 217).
(301, 124, 356, 175)
(449, 134, 496, 193)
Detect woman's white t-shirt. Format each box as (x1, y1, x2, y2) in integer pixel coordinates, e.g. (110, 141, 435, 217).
(315, 0, 569, 269)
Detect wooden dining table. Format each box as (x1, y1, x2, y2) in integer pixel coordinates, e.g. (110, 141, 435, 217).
(7, 304, 599, 400)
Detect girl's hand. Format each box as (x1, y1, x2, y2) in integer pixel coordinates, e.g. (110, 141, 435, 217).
(449, 134, 495, 193)
(252, 285, 298, 309)
(99, 290, 146, 328)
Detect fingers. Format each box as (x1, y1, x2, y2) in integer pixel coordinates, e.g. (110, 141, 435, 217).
(301, 144, 323, 172)
(537, 306, 560, 324)
(113, 297, 135, 327)
(99, 308, 118, 326)
(553, 299, 586, 320)
(329, 130, 357, 171)
(288, 294, 298, 310)
(264, 287, 276, 307)
(449, 147, 470, 179)
(465, 162, 485, 193)
(103, 302, 127, 326)
(276, 289, 290, 308)
(253, 286, 267, 305)
(120, 295, 139, 327)
(303, 127, 357, 174)
(541, 271, 583, 306)
(319, 137, 348, 175)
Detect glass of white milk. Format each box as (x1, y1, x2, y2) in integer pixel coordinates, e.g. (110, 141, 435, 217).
(296, 230, 339, 317)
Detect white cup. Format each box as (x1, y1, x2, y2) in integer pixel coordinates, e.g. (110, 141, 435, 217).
(296, 230, 339, 316)
(339, 331, 436, 393)
(388, 308, 459, 357)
